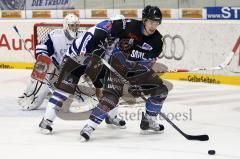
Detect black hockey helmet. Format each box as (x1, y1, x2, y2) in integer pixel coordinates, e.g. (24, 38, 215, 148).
(142, 5, 162, 24)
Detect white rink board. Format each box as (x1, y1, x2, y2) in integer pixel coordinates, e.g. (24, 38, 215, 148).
(0, 19, 239, 76)
(159, 21, 240, 75)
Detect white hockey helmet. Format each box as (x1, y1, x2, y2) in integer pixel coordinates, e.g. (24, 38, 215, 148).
(110, 14, 125, 21)
(63, 13, 80, 39)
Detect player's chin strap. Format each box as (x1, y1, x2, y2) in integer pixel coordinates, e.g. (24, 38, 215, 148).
(101, 58, 209, 141)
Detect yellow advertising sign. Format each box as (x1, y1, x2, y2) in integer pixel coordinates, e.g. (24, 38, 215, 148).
(32, 10, 51, 18)
(91, 10, 108, 18)
(161, 72, 240, 86)
(120, 9, 138, 18)
(161, 9, 171, 18)
(1, 10, 22, 18)
(182, 9, 203, 18)
(0, 62, 34, 70)
(63, 10, 80, 17)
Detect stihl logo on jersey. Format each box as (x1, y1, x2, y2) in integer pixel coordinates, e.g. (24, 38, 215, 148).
(131, 50, 145, 59)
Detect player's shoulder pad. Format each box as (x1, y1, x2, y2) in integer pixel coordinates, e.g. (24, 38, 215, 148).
(120, 19, 141, 30)
(124, 19, 141, 25)
(96, 20, 112, 33)
(126, 19, 139, 23)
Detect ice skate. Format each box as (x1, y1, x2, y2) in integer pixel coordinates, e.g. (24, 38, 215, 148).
(140, 112, 164, 134)
(39, 118, 53, 134)
(105, 115, 126, 129)
(80, 124, 95, 142)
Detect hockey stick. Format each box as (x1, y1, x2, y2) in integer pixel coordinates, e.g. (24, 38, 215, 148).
(140, 94, 209, 141)
(156, 36, 240, 73)
(12, 25, 35, 59)
(101, 58, 209, 141)
(13, 26, 60, 91)
(160, 112, 209, 141)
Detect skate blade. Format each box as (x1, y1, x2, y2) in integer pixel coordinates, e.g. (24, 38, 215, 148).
(80, 136, 88, 142)
(106, 124, 127, 129)
(140, 129, 164, 135)
(40, 128, 52, 135)
(80, 132, 90, 142)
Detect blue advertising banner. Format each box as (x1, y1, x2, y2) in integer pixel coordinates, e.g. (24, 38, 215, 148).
(0, 0, 74, 10)
(0, 0, 25, 10)
(26, 0, 74, 10)
(206, 7, 240, 20)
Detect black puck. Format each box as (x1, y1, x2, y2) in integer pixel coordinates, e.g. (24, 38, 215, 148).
(208, 150, 215, 155)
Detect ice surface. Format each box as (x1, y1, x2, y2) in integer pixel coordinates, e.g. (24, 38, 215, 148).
(0, 69, 240, 159)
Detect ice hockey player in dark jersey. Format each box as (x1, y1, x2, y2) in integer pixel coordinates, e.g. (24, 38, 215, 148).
(80, 5, 170, 141)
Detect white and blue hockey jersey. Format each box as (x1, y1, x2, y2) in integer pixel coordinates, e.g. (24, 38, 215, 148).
(65, 26, 98, 65)
(67, 24, 119, 63)
(67, 26, 95, 57)
(35, 29, 83, 67)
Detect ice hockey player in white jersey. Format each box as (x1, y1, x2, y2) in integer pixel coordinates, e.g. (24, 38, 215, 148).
(18, 13, 81, 111)
(39, 15, 127, 134)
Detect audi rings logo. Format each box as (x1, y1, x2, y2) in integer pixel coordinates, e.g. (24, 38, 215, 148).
(159, 34, 185, 60)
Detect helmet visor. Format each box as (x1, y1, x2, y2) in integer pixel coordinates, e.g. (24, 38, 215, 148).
(68, 24, 79, 33)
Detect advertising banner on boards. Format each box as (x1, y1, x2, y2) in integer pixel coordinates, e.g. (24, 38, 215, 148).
(206, 7, 240, 20)
(0, 0, 74, 10)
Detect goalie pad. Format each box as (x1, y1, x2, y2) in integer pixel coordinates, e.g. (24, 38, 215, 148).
(18, 64, 60, 111)
(18, 78, 49, 110)
(31, 54, 51, 81)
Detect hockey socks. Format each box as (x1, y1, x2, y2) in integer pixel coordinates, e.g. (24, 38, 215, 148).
(145, 96, 164, 116)
(80, 105, 107, 141)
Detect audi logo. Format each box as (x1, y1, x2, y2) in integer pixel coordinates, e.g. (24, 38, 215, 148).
(158, 34, 186, 60)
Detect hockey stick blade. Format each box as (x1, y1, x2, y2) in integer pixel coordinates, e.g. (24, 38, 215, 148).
(102, 58, 209, 141)
(186, 134, 209, 141)
(158, 111, 209, 141)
